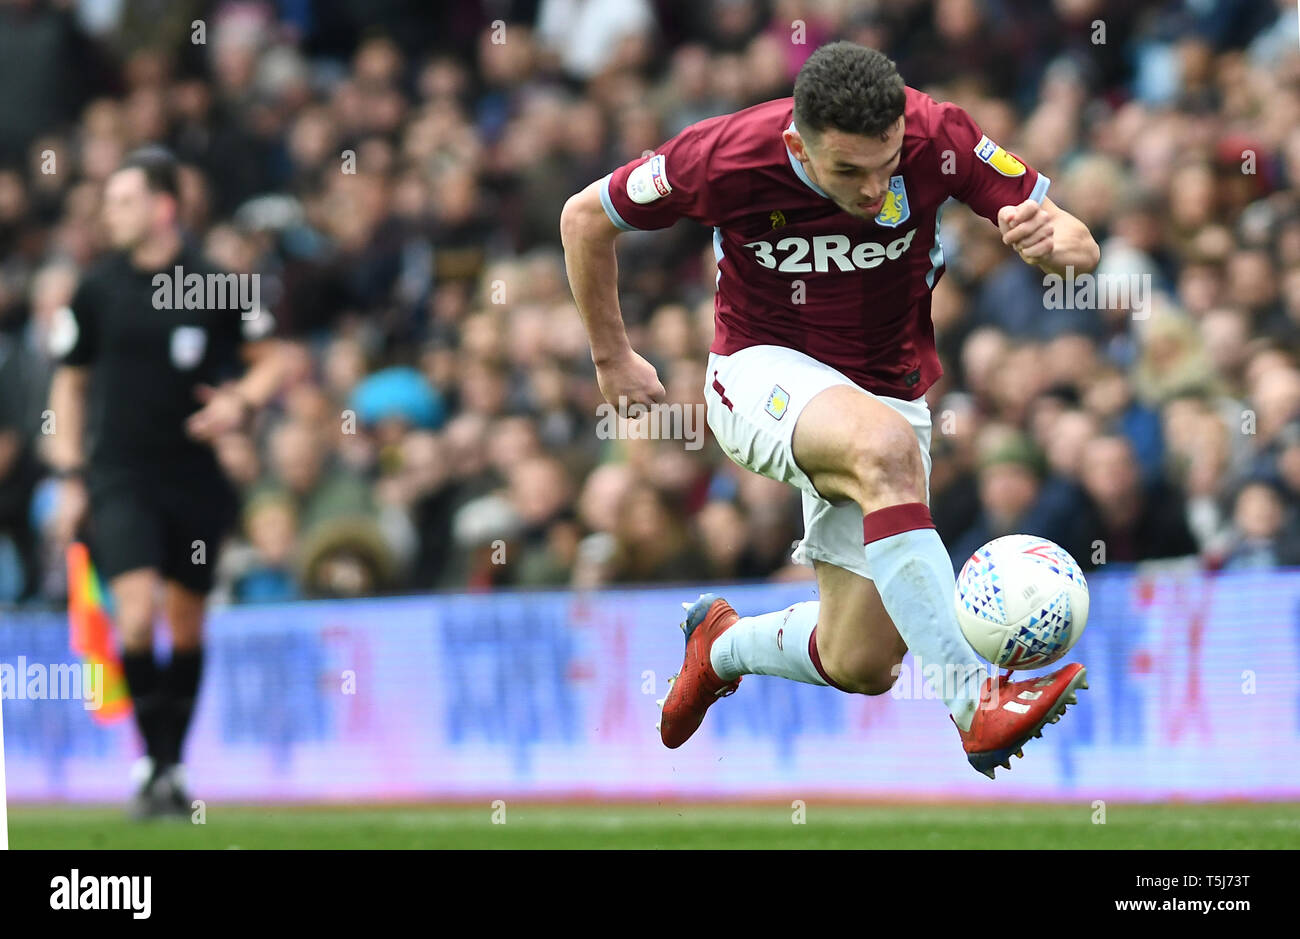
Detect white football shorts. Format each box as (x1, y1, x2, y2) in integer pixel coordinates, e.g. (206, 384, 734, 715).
(704, 344, 933, 581)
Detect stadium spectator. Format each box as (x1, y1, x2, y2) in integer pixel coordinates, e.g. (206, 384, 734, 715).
(1072, 434, 1200, 567)
(1220, 478, 1296, 569)
(0, 0, 1296, 613)
(949, 428, 1080, 566)
(608, 483, 709, 585)
(215, 492, 301, 604)
(256, 420, 374, 538)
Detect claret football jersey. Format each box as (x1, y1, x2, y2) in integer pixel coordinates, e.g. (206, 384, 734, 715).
(599, 87, 1049, 399)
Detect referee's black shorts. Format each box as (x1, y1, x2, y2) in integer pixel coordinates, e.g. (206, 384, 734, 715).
(87, 468, 239, 594)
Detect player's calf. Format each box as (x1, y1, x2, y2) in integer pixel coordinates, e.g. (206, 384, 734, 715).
(815, 631, 908, 695)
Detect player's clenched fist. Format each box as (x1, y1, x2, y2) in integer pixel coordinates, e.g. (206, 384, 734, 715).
(998, 199, 1054, 262)
(594, 349, 666, 410)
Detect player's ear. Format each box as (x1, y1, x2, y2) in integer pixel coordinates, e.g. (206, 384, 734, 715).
(783, 128, 808, 161)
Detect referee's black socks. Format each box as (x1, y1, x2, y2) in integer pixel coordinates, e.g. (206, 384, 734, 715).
(161, 646, 204, 767)
(121, 649, 170, 772)
(122, 646, 205, 772)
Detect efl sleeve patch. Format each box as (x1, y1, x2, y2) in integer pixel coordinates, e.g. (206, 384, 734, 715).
(974, 135, 1026, 177)
(626, 153, 672, 204)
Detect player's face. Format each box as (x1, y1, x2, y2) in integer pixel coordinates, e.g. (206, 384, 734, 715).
(103, 168, 162, 250)
(794, 118, 905, 220)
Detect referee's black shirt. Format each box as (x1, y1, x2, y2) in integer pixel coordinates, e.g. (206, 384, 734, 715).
(50, 242, 272, 481)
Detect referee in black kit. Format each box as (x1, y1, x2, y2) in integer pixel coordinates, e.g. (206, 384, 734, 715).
(45, 147, 289, 818)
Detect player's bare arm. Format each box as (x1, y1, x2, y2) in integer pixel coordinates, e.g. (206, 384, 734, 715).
(46, 364, 90, 474)
(560, 180, 666, 409)
(997, 196, 1100, 277)
(45, 364, 92, 539)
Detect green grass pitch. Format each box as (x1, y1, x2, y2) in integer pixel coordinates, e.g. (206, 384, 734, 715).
(8, 802, 1300, 849)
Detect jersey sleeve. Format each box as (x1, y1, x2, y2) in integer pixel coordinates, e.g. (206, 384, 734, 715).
(49, 276, 98, 366)
(203, 256, 277, 350)
(197, 260, 278, 381)
(599, 122, 721, 231)
(935, 103, 1050, 226)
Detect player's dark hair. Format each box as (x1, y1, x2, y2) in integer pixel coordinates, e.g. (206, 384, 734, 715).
(115, 145, 180, 198)
(793, 42, 905, 140)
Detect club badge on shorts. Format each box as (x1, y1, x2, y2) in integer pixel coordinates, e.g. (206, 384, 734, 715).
(170, 325, 207, 370)
(765, 384, 790, 421)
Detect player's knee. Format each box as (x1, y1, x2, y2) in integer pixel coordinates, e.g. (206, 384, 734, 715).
(117, 605, 155, 650)
(111, 584, 156, 649)
(845, 415, 925, 512)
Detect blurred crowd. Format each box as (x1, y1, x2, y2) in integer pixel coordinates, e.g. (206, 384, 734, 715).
(0, 0, 1298, 607)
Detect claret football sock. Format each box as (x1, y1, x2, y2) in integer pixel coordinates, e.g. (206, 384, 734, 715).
(861, 502, 986, 732)
(710, 601, 839, 687)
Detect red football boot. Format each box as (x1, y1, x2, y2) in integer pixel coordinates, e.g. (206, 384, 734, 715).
(657, 594, 742, 748)
(955, 662, 1088, 778)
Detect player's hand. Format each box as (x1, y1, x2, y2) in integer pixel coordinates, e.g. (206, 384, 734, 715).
(998, 199, 1054, 263)
(594, 349, 666, 410)
(186, 384, 250, 442)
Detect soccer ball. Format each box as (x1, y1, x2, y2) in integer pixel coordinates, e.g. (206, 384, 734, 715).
(954, 535, 1089, 670)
